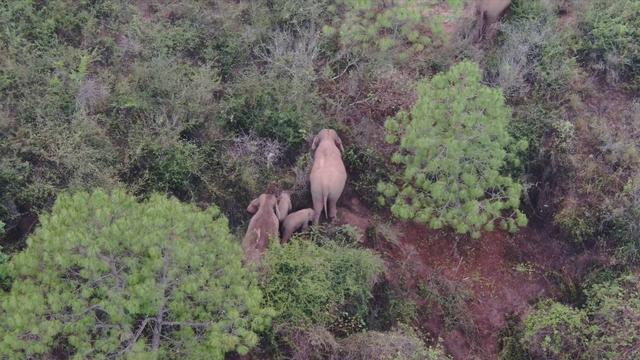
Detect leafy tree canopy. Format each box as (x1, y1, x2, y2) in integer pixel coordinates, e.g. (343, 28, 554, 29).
(0, 189, 272, 359)
(380, 61, 527, 238)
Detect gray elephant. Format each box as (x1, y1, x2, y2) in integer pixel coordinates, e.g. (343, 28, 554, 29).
(276, 191, 292, 222)
(475, 0, 511, 41)
(310, 129, 347, 225)
(282, 208, 315, 243)
(242, 194, 280, 263)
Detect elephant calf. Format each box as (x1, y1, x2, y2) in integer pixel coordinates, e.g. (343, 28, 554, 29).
(310, 129, 347, 225)
(242, 194, 280, 263)
(276, 191, 292, 222)
(282, 209, 315, 243)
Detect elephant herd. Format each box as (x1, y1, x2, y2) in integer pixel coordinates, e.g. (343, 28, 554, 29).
(242, 129, 347, 263)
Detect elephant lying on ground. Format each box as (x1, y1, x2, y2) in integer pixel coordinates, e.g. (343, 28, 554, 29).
(282, 208, 315, 243)
(310, 129, 347, 225)
(276, 191, 292, 222)
(242, 194, 280, 263)
(475, 0, 511, 41)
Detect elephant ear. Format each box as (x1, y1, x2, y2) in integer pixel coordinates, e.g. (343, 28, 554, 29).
(247, 198, 260, 214)
(311, 135, 319, 151)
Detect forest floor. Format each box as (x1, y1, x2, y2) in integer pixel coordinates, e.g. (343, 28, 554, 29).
(338, 195, 583, 359)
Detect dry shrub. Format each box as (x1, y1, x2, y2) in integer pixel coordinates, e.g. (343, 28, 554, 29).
(339, 326, 451, 360)
(276, 325, 340, 360)
(75, 78, 110, 113)
(227, 134, 285, 170)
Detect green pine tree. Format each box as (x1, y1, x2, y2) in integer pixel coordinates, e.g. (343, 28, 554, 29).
(380, 61, 528, 238)
(0, 189, 273, 359)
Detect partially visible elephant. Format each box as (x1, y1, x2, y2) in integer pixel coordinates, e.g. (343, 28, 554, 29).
(242, 194, 280, 263)
(276, 191, 292, 222)
(282, 208, 315, 243)
(475, 0, 511, 41)
(310, 129, 347, 225)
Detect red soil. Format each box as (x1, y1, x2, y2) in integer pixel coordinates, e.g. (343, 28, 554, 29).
(338, 195, 576, 359)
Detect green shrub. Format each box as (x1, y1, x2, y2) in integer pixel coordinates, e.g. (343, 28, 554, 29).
(263, 0, 332, 30)
(0, 244, 9, 292)
(110, 56, 220, 132)
(579, 0, 640, 90)
(381, 61, 528, 238)
(522, 300, 587, 359)
(331, 0, 452, 69)
(583, 273, 640, 358)
(220, 68, 319, 151)
(520, 273, 640, 359)
(0, 189, 273, 359)
(498, 313, 530, 360)
(262, 230, 384, 328)
(123, 140, 201, 200)
(0, 157, 30, 227)
(491, 12, 580, 103)
(343, 145, 391, 209)
(222, 91, 307, 149)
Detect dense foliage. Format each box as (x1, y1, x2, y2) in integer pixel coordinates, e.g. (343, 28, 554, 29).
(0, 190, 272, 359)
(2, 0, 640, 358)
(381, 61, 527, 238)
(579, 0, 640, 90)
(518, 273, 640, 360)
(262, 229, 384, 328)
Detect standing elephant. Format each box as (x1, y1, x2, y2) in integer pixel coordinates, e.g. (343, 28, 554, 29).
(310, 129, 347, 225)
(475, 0, 511, 41)
(242, 194, 280, 263)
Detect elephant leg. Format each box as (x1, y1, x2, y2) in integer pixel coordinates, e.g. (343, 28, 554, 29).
(328, 197, 338, 222)
(311, 191, 323, 225)
(282, 229, 292, 243)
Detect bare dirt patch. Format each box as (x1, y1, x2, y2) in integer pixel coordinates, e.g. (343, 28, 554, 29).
(335, 192, 577, 359)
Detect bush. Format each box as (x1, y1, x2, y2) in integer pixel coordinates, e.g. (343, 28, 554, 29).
(491, 16, 579, 102)
(0, 189, 272, 359)
(123, 140, 201, 200)
(418, 276, 476, 335)
(583, 273, 640, 359)
(343, 144, 391, 209)
(552, 103, 640, 255)
(262, 229, 384, 328)
(578, 0, 640, 90)
(339, 325, 451, 360)
(381, 61, 528, 238)
(0, 244, 9, 292)
(519, 273, 640, 360)
(522, 300, 587, 359)
(330, 0, 453, 70)
(221, 89, 307, 150)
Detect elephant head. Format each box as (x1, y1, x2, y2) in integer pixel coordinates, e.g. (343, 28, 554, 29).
(311, 129, 344, 153)
(276, 191, 292, 222)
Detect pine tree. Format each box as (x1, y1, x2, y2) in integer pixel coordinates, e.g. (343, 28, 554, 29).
(0, 189, 272, 359)
(379, 61, 528, 238)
